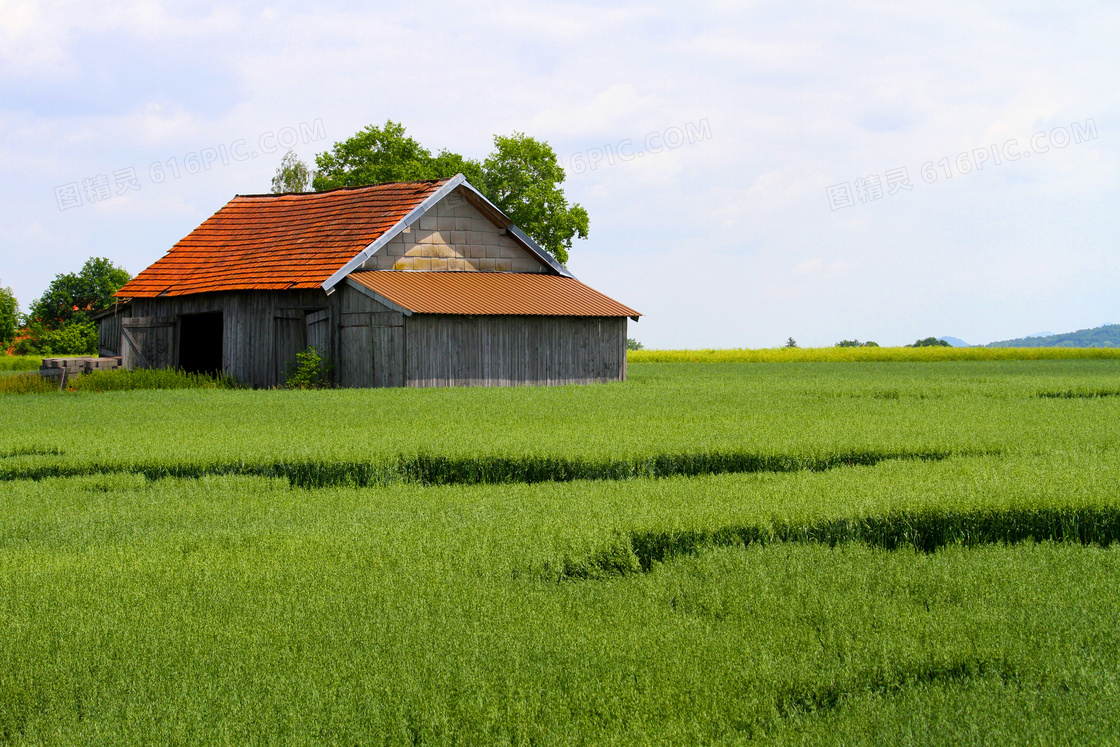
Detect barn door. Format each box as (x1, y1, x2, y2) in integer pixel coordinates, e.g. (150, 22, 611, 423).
(370, 312, 404, 388)
(339, 312, 372, 388)
(306, 309, 330, 359)
(121, 317, 175, 370)
(274, 311, 307, 386)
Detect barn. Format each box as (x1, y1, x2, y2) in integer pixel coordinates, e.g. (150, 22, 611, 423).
(111, 174, 640, 388)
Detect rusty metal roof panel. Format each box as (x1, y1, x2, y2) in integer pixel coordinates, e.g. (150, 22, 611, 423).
(347, 271, 640, 318)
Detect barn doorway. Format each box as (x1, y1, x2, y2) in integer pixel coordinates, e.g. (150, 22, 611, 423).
(178, 312, 224, 375)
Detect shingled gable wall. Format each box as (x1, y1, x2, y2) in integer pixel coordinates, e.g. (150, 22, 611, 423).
(358, 189, 549, 273)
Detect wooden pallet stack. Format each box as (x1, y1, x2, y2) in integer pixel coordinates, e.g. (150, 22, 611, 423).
(39, 357, 122, 388)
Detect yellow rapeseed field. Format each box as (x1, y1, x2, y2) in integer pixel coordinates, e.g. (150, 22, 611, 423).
(628, 346, 1120, 363)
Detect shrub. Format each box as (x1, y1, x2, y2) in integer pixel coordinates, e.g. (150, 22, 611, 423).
(284, 347, 332, 389)
(38, 320, 98, 356)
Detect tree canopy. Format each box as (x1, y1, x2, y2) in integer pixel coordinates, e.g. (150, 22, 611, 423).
(312, 121, 484, 189)
(309, 121, 586, 264)
(909, 337, 951, 348)
(270, 150, 313, 193)
(28, 257, 131, 329)
(0, 285, 18, 347)
(482, 133, 587, 264)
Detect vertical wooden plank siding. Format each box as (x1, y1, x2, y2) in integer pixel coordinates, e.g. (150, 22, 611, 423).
(129, 290, 629, 388)
(403, 314, 626, 387)
(121, 317, 176, 370)
(273, 314, 307, 385)
(131, 290, 331, 387)
(96, 309, 129, 357)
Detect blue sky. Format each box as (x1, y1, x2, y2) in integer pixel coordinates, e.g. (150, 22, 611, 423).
(1, 0, 1116, 347)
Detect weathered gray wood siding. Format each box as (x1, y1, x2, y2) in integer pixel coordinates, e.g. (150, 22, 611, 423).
(404, 315, 627, 387)
(96, 306, 130, 357)
(126, 286, 628, 388)
(129, 290, 332, 387)
(336, 283, 406, 387)
(121, 316, 175, 370)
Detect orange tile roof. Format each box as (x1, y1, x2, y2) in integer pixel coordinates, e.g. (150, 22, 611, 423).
(348, 271, 640, 318)
(116, 179, 449, 297)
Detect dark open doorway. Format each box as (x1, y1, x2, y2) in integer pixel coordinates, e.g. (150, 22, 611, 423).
(179, 312, 223, 375)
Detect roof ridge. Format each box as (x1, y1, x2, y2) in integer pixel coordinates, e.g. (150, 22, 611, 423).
(236, 177, 453, 199)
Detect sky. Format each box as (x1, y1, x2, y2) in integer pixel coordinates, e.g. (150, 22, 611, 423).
(1, 0, 1117, 348)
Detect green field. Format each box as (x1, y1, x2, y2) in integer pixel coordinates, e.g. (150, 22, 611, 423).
(2, 361, 1119, 744)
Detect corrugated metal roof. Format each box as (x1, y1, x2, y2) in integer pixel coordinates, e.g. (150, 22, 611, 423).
(116, 179, 450, 298)
(348, 271, 641, 318)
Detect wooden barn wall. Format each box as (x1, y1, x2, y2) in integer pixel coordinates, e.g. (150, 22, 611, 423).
(403, 315, 627, 387)
(96, 307, 130, 357)
(126, 287, 628, 388)
(129, 290, 333, 387)
(336, 283, 405, 388)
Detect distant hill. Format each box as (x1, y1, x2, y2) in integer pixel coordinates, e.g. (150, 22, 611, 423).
(987, 324, 1120, 348)
(938, 336, 970, 347)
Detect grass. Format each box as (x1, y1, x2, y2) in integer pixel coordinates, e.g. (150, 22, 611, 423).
(1, 361, 1117, 483)
(0, 355, 42, 372)
(67, 367, 240, 392)
(0, 373, 58, 395)
(0, 367, 239, 395)
(1, 361, 1118, 743)
(628, 346, 1120, 362)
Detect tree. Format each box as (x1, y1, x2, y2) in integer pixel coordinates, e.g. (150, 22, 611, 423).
(311, 121, 587, 264)
(482, 133, 588, 265)
(270, 150, 313, 193)
(0, 284, 18, 348)
(909, 337, 950, 348)
(312, 120, 482, 190)
(626, 338, 643, 351)
(785, 337, 798, 348)
(27, 257, 131, 329)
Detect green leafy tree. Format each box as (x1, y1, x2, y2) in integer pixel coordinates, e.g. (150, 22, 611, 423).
(312, 122, 587, 264)
(28, 257, 130, 329)
(909, 337, 951, 348)
(784, 337, 798, 348)
(313, 120, 483, 190)
(0, 284, 18, 348)
(481, 133, 587, 265)
(270, 150, 313, 193)
(626, 338, 643, 351)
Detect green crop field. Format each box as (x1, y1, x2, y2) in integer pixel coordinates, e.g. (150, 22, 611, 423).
(2, 361, 1119, 744)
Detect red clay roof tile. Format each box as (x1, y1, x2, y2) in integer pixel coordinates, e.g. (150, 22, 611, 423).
(116, 179, 448, 297)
